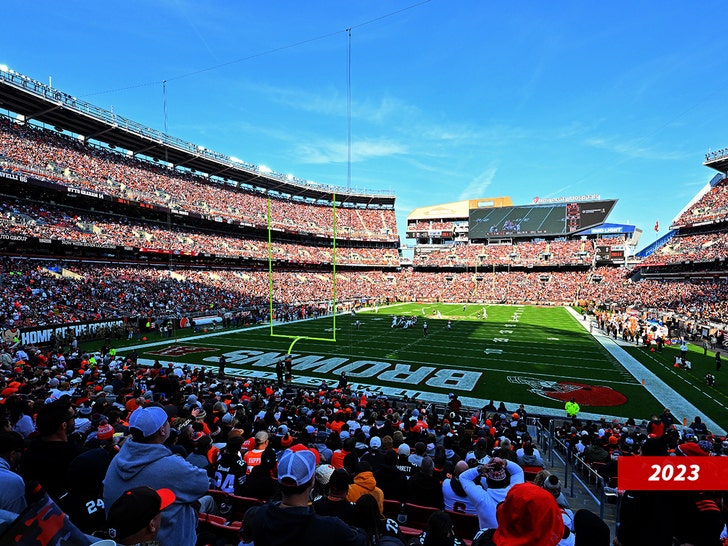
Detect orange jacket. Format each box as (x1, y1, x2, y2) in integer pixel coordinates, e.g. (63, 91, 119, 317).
(346, 471, 384, 512)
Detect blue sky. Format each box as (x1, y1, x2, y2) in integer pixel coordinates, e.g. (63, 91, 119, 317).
(3, 1, 728, 248)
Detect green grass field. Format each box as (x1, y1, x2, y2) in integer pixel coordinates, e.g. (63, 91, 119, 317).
(122, 303, 728, 431)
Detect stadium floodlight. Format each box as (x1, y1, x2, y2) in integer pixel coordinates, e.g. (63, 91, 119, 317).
(0, 64, 9, 72)
(230, 156, 243, 164)
(259, 165, 273, 174)
(286, 174, 294, 181)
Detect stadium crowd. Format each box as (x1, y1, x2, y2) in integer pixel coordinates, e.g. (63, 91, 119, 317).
(672, 177, 728, 228)
(0, 197, 399, 267)
(5, 256, 728, 331)
(414, 240, 589, 268)
(0, 117, 397, 242)
(3, 85, 728, 546)
(0, 340, 725, 545)
(640, 231, 728, 266)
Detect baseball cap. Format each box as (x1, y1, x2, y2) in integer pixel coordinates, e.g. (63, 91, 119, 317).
(108, 486, 176, 541)
(129, 406, 168, 438)
(370, 436, 382, 449)
(278, 448, 316, 486)
(398, 443, 411, 456)
(255, 431, 269, 444)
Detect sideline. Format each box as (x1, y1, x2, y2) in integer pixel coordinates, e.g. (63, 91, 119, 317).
(565, 307, 725, 435)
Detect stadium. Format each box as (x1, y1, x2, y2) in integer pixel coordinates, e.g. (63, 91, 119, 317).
(2, 60, 728, 543)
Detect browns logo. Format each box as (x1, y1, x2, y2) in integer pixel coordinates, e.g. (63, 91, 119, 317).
(508, 376, 627, 407)
(148, 345, 216, 357)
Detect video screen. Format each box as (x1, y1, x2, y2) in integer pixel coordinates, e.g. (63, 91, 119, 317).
(468, 200, 616, 239)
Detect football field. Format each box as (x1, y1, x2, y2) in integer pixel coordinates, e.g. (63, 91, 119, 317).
(128, 303, 728, 431)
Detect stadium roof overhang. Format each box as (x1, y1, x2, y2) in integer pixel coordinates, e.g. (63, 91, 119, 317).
(704, 156, 728, 174)
(0, 73, 395, 208)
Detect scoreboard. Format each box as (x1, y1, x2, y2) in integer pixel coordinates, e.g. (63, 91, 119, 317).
(468, 200, 617, 239)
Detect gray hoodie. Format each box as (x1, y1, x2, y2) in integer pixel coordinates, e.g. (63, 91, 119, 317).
(103, 439, 209, 546)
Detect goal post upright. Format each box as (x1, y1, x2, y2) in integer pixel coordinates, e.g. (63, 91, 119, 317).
(266, 195, 338, 351)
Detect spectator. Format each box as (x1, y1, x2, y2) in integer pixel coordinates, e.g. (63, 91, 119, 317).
(582, 438, 610, 464)
(59, 437, 117, 535)
(471, 483, 565, 546)
(573, 509, 610, 546)
(10, 398, 34, 439)
(0, 431, 26, 513)
(239, 446, 280, 502)
(442, 461, 478, 515)
(516, 441, 544, 468)
(406, 457, 443, 509)
(374, 449, 408, 503)
(312, 467, 357, 525)
(459, 457, 525, 530)
(409, 442, 427, 468)
(244, 431, 270, 475)
(331, 437, 356, 470)
(347, 461, 385, 513)
(409, 510, 466, 546)
(20, 399, 81, 502)
(395, 443, 415, 477)
(614, 437, 673, 546)
(103, 405, 211, 546)
(249, 448, 367, 546)
(212, 434, 248, 495)
(107, 486, 176, 546)
(361, 435, 386, 472)
(352, 493, 405, 546)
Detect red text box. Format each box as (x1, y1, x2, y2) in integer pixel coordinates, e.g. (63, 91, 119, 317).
(618, 456, 728, 491)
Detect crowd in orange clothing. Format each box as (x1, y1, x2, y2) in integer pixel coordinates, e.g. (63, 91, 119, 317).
(0, 338, 722, 545)
(4, 254, 728, 329)
(673, 177, 728, 228)
(0, 197, 399, 267)
(640, 231, 728, 265)
(0, 117, 397, 242)
(414, 239, 590, 268)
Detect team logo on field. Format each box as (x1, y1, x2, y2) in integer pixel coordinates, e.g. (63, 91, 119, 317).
(148, 345, 216, 357)
(508, 376, 627, 406)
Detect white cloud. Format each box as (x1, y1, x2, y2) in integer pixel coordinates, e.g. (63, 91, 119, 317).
(585, 135, 688, 161)
(458, 167, 497, 200)
(296, 137, 407, 164)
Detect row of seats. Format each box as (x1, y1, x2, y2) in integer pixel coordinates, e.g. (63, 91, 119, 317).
(198, 489, 481, 544)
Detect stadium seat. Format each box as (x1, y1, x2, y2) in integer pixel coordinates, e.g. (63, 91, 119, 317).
(403, 503, 439, 530)
(445, 510, 481, 541)
(205, 490, 264, 522)
(224, 494, 265, 522)
(197, 513, 242, 544)
(520, 465, 544, 481)
(382, 499, 402, 521)
(399, 525, 422, 540)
